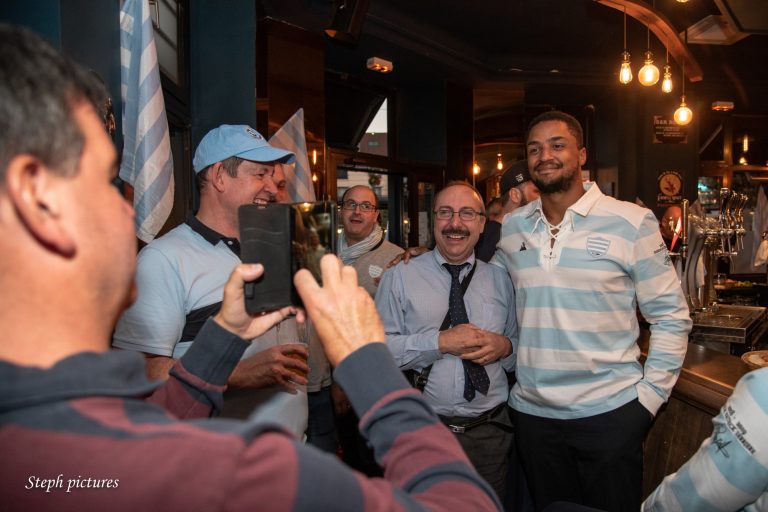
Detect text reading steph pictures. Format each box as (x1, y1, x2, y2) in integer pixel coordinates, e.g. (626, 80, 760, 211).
(26, 475, 119, 493)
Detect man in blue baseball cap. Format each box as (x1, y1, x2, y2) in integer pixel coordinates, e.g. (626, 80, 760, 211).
(114, 124, 311, 434)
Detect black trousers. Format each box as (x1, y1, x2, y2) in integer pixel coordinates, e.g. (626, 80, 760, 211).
(440, 405, 515, 503)
(514, 399, 652, 512)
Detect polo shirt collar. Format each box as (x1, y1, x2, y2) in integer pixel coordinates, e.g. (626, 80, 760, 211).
(186, 214, 240, 255)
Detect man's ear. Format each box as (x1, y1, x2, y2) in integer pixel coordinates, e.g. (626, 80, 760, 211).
(209, 162, 227, 192)
(4, 155, 76, 257)
(579, 147, 587, 167)
(510, 187, 522, 206)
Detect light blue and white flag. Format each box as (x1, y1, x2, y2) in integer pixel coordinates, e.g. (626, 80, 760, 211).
(120, 0, 174, 242)
(269, 108, 316, 202)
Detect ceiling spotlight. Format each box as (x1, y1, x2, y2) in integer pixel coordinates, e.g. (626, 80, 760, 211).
(366, 57, 393, 74)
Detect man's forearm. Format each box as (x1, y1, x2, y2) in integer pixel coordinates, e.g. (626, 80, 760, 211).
(144, 354, 176, 381)
(146, 319, 249, 419)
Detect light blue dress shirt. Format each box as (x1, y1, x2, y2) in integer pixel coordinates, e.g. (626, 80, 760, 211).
(375, 250, 517, 417)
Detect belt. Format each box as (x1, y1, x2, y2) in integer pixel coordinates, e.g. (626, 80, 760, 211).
(439, 403, 506, 434)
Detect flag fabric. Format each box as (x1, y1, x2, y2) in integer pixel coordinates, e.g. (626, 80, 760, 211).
(120, 0, 174, 242)
(269, 108, 316, 202)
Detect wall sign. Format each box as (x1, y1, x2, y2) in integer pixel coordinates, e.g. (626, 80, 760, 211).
(653, 115, 688, 144)
(657, 170, 683, 206)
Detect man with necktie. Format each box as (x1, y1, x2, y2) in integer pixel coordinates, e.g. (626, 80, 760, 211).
(376, 181, 518, 501)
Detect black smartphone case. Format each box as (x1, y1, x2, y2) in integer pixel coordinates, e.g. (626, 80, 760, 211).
(239, 203, 299, 314)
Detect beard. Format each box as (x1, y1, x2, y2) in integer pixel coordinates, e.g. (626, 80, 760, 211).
(532, 161, 580, 194)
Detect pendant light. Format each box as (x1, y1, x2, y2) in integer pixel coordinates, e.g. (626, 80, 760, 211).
(674, 59, 692, 126)
(618, 7, 632, 84)
(674, 28, 693, 126)
(638, 2, 659, 86)
(661, 48, 673, 93)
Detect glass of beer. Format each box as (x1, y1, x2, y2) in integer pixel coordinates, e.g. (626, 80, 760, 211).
(276, 317, 309, 378)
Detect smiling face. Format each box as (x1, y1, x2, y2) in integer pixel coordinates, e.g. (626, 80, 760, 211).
(341, 185, 379, 245)
(222, 160, 279, 210)
(526, 120, 586, 195)
(433, 184, 486, 264)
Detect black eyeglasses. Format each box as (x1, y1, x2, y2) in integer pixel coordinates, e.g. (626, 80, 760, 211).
(434, 207, 485, 221)
(341, 200, 377, 212)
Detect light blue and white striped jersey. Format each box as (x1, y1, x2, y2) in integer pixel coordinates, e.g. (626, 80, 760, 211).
(494, 183, 691, 419)
(643, 367, 768, 511)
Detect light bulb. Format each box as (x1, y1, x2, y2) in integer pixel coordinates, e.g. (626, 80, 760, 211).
(743, 135, 749, 153)
(638, 51, 660, 86)
(472, 163, 480, 175)
(661, 65, 673, 93)
(619, 51, 632, 84)
(496, 153, 503, 171)
(739, 155, 748, 165)
(674, 97, 693, 126)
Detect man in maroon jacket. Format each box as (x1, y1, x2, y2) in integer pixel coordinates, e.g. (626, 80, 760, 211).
(0, 23, 501, 511)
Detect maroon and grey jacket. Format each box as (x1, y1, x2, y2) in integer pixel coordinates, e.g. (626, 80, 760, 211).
(0, 319, 501, 511)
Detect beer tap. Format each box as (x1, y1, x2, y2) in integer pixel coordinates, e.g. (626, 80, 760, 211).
(719, 187, 731, 255)
(680, 199, 689, 271)
(735, 193, 748, 251)
(725, 192, 740, 255)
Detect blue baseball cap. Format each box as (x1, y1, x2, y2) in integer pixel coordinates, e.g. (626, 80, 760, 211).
(192, 124, 296, 173)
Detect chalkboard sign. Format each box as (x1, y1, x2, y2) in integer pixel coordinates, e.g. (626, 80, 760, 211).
(653, 115, 688, 144)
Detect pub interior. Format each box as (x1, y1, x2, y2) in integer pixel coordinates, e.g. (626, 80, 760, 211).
(2, 0, 768, 508)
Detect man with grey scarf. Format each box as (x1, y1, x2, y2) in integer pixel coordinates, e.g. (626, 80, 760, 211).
(334, 185, 403, 476)
(338, 185, 403, 296)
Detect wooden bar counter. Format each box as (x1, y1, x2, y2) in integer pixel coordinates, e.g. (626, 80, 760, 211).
(639, 330, 753, 497)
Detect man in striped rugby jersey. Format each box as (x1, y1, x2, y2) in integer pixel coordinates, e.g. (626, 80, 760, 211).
(494, 110, 691, 511)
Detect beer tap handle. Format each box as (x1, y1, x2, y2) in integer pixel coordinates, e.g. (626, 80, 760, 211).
(719, 187, 731, 228)
(680, 199, 689, 270)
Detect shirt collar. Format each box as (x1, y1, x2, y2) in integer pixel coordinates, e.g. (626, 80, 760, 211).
(186, 214, 240, 255)
(432, 248, 476, 276)
(528, 181, 603, 233)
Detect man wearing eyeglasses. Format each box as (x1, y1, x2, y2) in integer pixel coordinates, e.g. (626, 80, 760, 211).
(338, 185, 403, 297)
(376, 181, 517, 501)
(334, 185, 404, 475)
(113, 125, 311, 435)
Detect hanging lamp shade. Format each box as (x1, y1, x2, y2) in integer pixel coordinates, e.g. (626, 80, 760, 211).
(638, 51, 660, 86)
(674, 96, 693, 125)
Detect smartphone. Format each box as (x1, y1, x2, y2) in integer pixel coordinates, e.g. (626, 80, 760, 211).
(239, 201, 336, 314)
